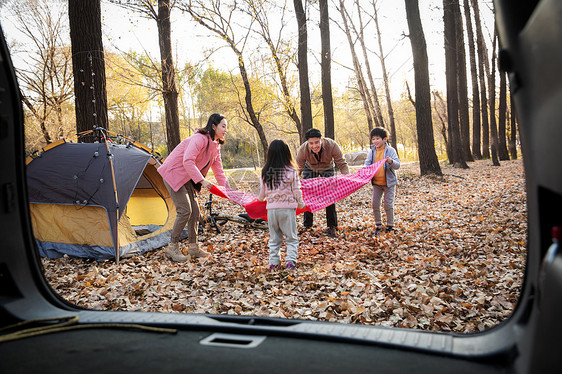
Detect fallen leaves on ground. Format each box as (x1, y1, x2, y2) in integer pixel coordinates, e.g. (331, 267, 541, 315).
(41, 159, 527, 334)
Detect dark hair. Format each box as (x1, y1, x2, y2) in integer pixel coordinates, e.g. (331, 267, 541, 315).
(370, 127, 389, 140)
(261, 139, 296, 189)
(197, 113, 225, 144)
(305, 128, 322, 139)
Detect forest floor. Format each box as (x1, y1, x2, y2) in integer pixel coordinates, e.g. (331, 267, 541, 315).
(41, 159, 527, 333)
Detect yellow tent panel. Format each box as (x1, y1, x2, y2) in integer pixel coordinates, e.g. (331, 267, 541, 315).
(127, 189, 168, 226)
(30, 204, 113, 247)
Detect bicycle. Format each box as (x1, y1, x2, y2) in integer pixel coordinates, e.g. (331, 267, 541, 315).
(198, 193, 268, 233)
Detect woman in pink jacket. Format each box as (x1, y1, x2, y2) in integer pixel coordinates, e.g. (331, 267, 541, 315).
(158, 113, 229, 262)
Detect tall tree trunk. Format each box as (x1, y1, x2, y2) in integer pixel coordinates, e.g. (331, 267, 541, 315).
(488, 29, 500, 166)
(250, 1, 302, 141)
(338, 0, 374, 131)
(182, 2, 269, 157)
(355, 0, 385, 128)
(21, 94, 52, 144)
(455, 1, 473, 162)
(433, 91, 451, 161)
(463, 0, 482, 159)
(319, 0, 334, 139)
(404, 0, 442, 176)
(55, 100, 64, 139)
(498, 69, 510, 160)
(236, 49, 269, 157)
(293, 0, 312, 143)
(69, 0, 108, 134)
(444, 0, 469, 169)
(446, 99, 454, 165)
(508, 93, 518, 159)
(371, 0, 397, 150)
(472, 0, 490, 158)
(405, 80, 415, 108)
(157, 0, 181, 152)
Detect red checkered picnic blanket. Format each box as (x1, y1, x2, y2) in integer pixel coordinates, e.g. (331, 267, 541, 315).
(210, 159, 385, 220)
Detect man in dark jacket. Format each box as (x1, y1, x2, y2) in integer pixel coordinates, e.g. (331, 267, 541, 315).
(296, 128, 349, 237)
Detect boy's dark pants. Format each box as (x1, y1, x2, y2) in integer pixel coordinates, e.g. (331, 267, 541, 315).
(302, 167, 337, 228)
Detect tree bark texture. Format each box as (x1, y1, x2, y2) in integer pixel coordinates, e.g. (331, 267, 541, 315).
(69, 0, 109, 134)
(433, 91, 451, 161)
(371, 0, 397, 150)
(338, 0, 374, 132)
(353, 0, 385, 129)
(509, 93, 518, 159)
(488, 29, 500, 166)
(472, 0, 490, 158)
(182, 1, 269, 158)
(498, 69, 510, 160)
(404, 0, 442, 176)
(157, 0, 181, 153)
(21, 94, 52, 144)
(443, 0, 468, 169)
(319, 0, 334, 140)
(463, 0, 482, 159)
(293, 0, 313, 143)
(455, 1, 474, 162)
(252, 1, 302, 142)
(236, 49, 269, 157)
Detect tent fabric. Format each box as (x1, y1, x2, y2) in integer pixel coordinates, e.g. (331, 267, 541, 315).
(27, 142, 152, 220)
(27, 141, 185, 261)
(30, 204, 113, 246)
(127, 189, 168, 226)
(34, 230, 176, 260)
(210, 159, 386, 220)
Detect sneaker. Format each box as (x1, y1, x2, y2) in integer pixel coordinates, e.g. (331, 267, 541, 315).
(187, 243, 211, 258)
(165, 242, 190, 262)
(327, 227, 337, 237)
(286, 261, 296, 271)
(269, 264, 278, 272)
(385, 226, 395, 233)
(373, 226, 383, 237)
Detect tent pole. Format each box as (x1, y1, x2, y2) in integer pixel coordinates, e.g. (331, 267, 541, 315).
(103, 134, 121, 264)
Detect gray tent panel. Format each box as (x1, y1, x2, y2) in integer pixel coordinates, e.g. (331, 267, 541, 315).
(27, 142, 151, 217)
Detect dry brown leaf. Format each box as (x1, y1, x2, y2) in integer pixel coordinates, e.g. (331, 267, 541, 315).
(41, 160, 526, 334)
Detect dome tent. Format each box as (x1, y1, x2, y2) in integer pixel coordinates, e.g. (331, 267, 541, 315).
(26, 133, 185, 262)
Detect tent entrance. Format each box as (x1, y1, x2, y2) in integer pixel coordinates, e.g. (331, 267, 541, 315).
(126, 171, 169, 237)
